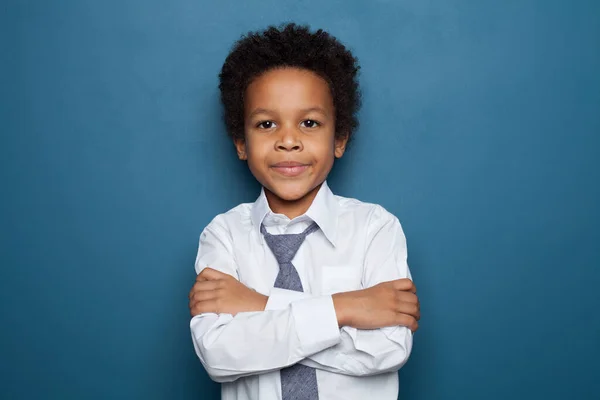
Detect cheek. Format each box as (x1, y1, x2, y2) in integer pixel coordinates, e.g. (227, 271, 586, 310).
(320, 137, 337, 157)
(313, 140, 336, 171)
(245, 138, 269, 164)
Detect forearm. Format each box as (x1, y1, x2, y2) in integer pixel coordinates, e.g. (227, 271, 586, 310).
(264, 288, 413, 376)
(300, 325, 412, 376)
(190, 296, 340, 383)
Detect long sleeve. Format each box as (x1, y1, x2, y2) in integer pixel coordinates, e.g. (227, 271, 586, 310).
(189, 217, 341, 383)
(264, 206, 414, 376)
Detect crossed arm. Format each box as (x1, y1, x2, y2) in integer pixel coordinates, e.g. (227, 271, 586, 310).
(190, 268, 419, 331)
(189, 210, 420, 382)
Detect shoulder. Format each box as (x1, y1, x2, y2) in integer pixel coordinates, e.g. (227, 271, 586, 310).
(201, 202, 254, 237)
(335, 194, 402, 233)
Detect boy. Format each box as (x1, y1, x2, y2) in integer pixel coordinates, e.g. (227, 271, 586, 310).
(189, 24, 420, 400)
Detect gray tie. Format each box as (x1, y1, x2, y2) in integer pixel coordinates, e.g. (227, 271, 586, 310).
(261, 222, 320, 400)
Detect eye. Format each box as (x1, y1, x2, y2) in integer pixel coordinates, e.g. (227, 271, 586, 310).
(301, 119, 320, 128)
(256, 120, 276, 129)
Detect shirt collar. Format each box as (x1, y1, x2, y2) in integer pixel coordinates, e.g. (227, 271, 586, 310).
(250, 181, 339, 247)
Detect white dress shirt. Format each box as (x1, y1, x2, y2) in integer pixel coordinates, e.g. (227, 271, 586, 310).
(190, 182, 413, 400)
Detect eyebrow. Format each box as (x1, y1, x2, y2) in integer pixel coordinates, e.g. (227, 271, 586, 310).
(247, 107, 329, 119)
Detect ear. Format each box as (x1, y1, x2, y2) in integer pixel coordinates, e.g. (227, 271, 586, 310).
(334, 134, 349, 159)
(234, 138, 247, 160)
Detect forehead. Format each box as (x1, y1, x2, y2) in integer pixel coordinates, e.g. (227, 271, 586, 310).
(244, 68, 334, 113)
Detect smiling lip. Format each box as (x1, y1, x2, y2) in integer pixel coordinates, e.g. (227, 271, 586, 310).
(271, 161, 310, 177)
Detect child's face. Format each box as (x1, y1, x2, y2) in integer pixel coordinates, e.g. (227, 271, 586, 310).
(235, 67, 347, 215)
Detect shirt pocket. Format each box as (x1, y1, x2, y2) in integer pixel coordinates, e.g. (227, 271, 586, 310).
(320, 264, 364, 295)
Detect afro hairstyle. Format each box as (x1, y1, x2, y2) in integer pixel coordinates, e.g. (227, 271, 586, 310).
(218, 23, 361, 144)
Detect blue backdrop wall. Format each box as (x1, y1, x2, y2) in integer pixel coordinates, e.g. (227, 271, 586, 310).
(1, 1, 599, 399)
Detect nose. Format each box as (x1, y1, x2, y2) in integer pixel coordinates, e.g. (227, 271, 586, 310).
(275, 126, 303, 152)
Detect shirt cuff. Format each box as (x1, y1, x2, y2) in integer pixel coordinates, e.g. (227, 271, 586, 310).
(291, 295, 341, 356)
(265, 288, 313, 310)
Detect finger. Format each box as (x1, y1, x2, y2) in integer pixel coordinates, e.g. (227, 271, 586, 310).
(395, 291, 418, 305)
(190, 300, 219, 316)
(396, 302, 420, 321)
(196, 267, 213, 281)
(189, 281, 221, 298)
(410, 320, 419, 333)
(392, 278, 416, 293)
(395, 292, 420, 320)
(194, 280, 222, 292)
(189, 288, 219, 304)
(199, 267, 229, 281)
(396, 313, 419, 333)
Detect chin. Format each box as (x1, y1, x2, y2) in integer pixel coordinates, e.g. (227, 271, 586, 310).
(268, 181, 318, 202)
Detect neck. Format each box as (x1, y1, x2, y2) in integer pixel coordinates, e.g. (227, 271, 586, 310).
(264, 184, 322, 220)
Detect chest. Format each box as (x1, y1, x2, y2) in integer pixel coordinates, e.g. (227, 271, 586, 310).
(231, 228, 367, 296)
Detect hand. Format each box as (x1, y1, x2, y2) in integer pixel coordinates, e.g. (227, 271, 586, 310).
(332, 279, 420, 332)
(188, 267, 268, 317)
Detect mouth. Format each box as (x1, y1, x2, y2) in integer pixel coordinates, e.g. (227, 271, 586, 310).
(271, 161, 310, 177)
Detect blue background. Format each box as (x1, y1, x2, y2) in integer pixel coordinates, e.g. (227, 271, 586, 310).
(1, 0, 599, 399)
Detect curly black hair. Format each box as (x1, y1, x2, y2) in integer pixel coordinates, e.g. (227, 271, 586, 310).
(219, 23, 361, 144)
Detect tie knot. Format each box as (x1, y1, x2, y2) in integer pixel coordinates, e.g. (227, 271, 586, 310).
(261, 223, 319, 264)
